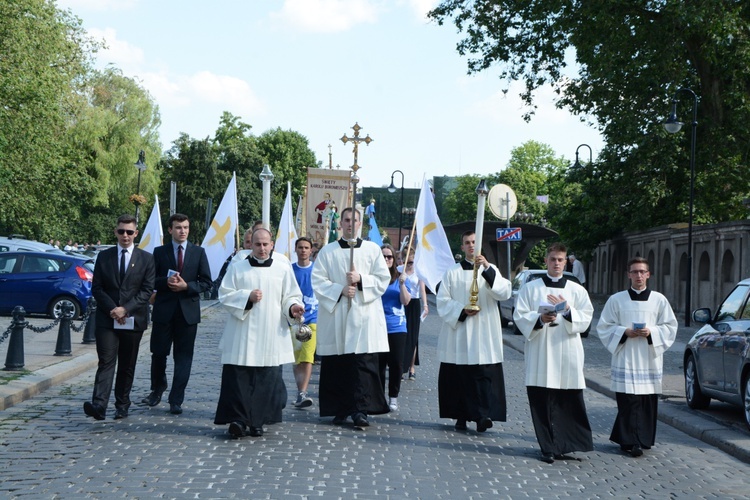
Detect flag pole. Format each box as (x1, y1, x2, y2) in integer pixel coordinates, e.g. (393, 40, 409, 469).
(233, 172, 240, 252)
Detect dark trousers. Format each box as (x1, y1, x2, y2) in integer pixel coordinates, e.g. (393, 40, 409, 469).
(150, 311, 197, 405)
(380, 334, 407, 398)
(91, 327, 144, 411)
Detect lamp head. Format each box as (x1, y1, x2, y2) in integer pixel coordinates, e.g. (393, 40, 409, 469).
(663, 102, 684, 134)
(259, 164, 274, 182)
(387, 176, 397, 194)
(134, 150, 147, 171)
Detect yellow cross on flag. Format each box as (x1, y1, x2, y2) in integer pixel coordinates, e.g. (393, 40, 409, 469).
(137, 194, 163, 254)
(201, 173, 238, 281)
(414, 177, 454, 293)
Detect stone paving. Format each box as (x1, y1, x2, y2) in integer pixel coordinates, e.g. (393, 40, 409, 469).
(1, 303, 749, 499)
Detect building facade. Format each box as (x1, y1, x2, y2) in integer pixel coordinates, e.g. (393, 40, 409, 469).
(588, 220, 750, 316)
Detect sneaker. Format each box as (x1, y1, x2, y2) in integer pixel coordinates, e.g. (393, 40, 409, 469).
(408, 372, 416, 381)
(389, 397, 399, 411)
(294, 391, 313, 409)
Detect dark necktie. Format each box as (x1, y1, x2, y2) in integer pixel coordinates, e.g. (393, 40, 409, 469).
(120, 249, 127, 282)
(177, 245, 183, 273)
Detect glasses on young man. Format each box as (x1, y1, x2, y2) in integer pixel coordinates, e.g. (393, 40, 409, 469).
(117, 229, 136, 236)
(628, 270, 648, 275)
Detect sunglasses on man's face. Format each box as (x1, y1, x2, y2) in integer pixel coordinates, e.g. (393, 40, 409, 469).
(117, 229, 136, 236)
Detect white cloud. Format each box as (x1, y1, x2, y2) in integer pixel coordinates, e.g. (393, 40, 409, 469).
(271, 0, 380, 33)
(87, 27, 144, 71)
(186, 72, 264, 115)
(405, 0, 437, 20)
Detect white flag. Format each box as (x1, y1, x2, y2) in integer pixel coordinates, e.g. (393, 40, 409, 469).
(275, 182, 298, 263)
(201, 173, 238, 281)
(414, 177, 455, 294)
(137, 195, 163, 254)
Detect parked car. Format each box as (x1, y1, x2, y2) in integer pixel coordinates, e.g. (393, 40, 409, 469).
(684, 278, 750, 430)
(0, 236, 57, 253)
(0, 251, 94, 319)
(499, 269, 591, 337)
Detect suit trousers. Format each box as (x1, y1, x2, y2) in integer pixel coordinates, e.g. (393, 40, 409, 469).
(150, 310, 197, 405)
(91, 327, 144, 411)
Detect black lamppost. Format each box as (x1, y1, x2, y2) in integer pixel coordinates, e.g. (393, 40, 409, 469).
(134, 150, 147, 225)
(388, 170, 405, 247)
(664, 87, 698, 327)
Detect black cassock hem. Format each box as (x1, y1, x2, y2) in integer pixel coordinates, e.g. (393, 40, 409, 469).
(438, 362, 507, 422)
(319, 353, 389, 417)
(214, 364, 286, 428)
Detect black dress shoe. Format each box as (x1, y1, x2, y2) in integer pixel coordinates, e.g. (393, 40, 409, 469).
(454, 419, 468, 431)
(113, 408, 128, 420)
(141, 391, 162, 407)
(169, 403, 183, 415)
(83, 402, 105, 421)
(630, 445, 643, 457)
(228, 421, 246, 438)
(476, 417, 493, 433)
(332, 415, 347, 425)
(249, 426, 264, 437)
(352, 412, 369, 427)
(540, 453, 555, 464)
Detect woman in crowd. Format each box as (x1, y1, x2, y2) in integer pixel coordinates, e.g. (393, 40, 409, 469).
(397, 247, 427, 381)
(380, 244, 410, 411)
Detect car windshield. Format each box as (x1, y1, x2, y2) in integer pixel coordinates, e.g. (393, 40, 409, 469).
(715, 284, 750, 322)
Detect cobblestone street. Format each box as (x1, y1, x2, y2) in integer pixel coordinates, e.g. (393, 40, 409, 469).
(1, 304, 748, 499)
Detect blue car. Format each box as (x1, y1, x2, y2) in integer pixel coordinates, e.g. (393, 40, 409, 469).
(0, 251, 94, 318)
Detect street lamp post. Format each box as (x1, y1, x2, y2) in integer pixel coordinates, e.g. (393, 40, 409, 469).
(388, 170, 405, 248)
(664, 87, 698, 327)
(259, 164, 274, 230)
(133, 150, 147, 225)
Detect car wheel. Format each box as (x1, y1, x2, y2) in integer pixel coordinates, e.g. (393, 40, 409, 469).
(48, 297, 81, 319)
(743, 374, 750, 431)
(684, 354, 711, 409)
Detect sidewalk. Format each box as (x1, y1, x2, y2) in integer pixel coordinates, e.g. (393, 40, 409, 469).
(2, 296, 750, 465)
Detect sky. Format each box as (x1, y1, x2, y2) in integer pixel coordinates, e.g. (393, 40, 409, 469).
(57, 0, 604, 190)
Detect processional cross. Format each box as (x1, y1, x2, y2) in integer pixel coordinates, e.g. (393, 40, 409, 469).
(340, 122, 374, 308)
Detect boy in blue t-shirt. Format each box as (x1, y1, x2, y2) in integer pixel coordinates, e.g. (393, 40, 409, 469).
(291, 237, 318, 408)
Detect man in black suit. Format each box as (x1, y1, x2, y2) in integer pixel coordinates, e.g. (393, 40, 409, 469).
(84, 214, 155, 421)
(142, 213, 212, 415)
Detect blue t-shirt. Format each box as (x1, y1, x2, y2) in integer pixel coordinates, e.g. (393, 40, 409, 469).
(381, 279, 406, 334)
(293, 262, 318, 324)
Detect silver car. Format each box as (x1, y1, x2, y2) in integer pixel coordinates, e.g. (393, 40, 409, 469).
(685, 278, 750, 430)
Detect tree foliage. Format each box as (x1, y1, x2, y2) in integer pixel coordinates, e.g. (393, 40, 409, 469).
(159, 113, 318, 242)
(429, 1, 750, 251)
(0, 0, 99, 239)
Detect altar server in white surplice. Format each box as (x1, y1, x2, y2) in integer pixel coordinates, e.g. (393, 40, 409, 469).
(214, 228, 304, 439)
(437, 230, 511, 434)
(597, 256, 677, 458)
(312, 207, 390, 428)
(513, 242, 594, 464)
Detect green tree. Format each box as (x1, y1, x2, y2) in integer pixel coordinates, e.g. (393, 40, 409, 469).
(429, 1, 750, 251)
(160, 134, 227, 243)
(0, 0, 99, 239)
(67, 67, 162, 242)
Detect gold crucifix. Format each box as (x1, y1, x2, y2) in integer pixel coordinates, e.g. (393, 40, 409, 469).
(340, 122, 373, 178)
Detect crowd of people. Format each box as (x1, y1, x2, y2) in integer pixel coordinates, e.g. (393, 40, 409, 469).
(81, 209, 677, 464)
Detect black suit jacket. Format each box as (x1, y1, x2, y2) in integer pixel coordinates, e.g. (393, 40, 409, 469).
(151, 241, 212, 326)
(92, 246, 156, 332)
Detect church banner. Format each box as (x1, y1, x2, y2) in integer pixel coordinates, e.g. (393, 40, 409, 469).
(306, 168, 351, 248)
